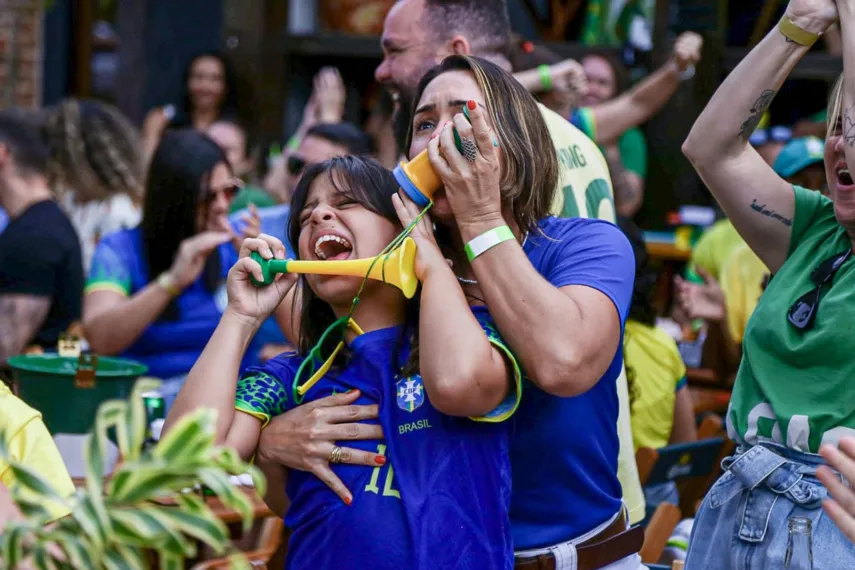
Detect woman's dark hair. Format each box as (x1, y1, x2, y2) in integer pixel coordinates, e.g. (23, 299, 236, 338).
(617, 216, 657, 409)
(171, 52, 242, 128)
(618, 216, 657, 327)
(141, 129, 230, 320)
(407, 55, 558, 234)
(287, 155, 420, 375)
(305, 122, 376, 156)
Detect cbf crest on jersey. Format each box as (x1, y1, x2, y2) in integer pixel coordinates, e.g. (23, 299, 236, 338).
(396, 375, 424, 412)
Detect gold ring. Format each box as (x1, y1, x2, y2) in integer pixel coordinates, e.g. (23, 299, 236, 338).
(329, 445, 343, 464)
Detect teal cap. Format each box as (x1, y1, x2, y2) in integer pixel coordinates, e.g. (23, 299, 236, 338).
(772, 136, 824, 178)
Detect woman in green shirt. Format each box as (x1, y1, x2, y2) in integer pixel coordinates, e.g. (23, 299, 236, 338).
(680, 0, 855, 567)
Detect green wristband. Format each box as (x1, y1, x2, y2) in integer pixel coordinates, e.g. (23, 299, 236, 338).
(465, 225, 515, 262)
(537, 64, 553, 91)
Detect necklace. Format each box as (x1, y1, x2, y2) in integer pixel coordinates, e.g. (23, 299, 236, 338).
(453, 232, 529, 286)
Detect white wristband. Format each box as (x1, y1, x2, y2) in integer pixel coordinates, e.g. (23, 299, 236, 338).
(465, 225, 515, 262)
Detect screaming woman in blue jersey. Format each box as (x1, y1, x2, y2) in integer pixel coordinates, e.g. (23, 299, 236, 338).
(164, 155, 522, 569)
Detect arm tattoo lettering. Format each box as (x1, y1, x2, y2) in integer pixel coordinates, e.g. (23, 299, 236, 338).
(844, 105, 855, 147)
(0, 295, 51, 361)
(739, 90, 777, 142)
(749, 198, 792, 227)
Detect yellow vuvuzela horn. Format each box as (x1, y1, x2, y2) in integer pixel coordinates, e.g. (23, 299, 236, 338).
(249, 237, 419, 298)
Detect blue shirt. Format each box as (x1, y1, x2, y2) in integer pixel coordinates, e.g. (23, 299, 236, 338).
(230, 204, 295, 348)
(86, 227, 257, 378)
(236, 307, 521, 569)
(229, 203, 294, 257)
(512, 216, 635, 549)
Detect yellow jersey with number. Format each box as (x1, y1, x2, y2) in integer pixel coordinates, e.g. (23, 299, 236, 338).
(537, 104, 645, 524)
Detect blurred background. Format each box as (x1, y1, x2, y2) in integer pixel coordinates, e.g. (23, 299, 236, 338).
(0, 0, 837, 230)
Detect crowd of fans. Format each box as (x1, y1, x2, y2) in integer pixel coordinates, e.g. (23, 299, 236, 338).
(6, 0, 855, 568)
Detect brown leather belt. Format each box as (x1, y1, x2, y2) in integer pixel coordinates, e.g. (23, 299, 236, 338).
(514, 511, 644, 570)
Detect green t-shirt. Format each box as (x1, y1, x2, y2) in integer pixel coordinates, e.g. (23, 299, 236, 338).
(618, 127, 647, 178)
(229, 185, 277, 214)
(728, 185, 855, 453)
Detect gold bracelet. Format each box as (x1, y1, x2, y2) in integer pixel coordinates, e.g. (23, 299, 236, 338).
(157, 272, 182, 297)
(778, 16, 821, 47)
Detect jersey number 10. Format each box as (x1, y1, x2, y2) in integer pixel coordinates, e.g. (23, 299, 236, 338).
(364, 444, 401, 499)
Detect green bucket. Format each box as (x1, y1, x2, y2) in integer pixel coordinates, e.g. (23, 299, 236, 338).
(8, 354, 148, 435)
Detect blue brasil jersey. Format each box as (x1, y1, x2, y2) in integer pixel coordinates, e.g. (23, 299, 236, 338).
(236, 307, 521, 569)
(512, 217, 635, 549)
(87, 227, 259, 378)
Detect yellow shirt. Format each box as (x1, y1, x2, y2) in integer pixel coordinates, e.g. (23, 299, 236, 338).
(539, 105, 616, 222)
(538, 104, 645, 523)
(0, 383, 75, 521)
(624, 320, 687, 451)
(688, 219, 745, 281)
(721, 244, 769, 344)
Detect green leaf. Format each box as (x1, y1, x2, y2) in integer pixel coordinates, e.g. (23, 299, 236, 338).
(147, 505, 230, 554)
(159, 551, 183, 570)
(1, 522, 29, 568)
(198, 468, 254, 532)
(104, 544, 147, 570)
(13, 497, 53, 522)
(51, 530, 94, 569)
(109, 468, 201, 504)
(86, 400, 126, 497)
(6, 464, 68, 509)
(153, 409, 216, 462)
(130, 506, 197, 558)
(70, 495, 106, 556)
(32, 542, 59, 570)
(127, 379, 159, 462)
(109, 508, 168, 543)
(174, 492, 208, 514)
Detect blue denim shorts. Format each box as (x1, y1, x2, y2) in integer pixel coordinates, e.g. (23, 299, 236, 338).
(685, 443, 855, 569)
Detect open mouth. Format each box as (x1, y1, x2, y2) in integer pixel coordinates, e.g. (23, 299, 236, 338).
(314, 234, 353, 261)
(838, 167, 854, 187)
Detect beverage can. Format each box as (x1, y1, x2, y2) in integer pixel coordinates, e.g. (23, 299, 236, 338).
(142, 391, 165, 422)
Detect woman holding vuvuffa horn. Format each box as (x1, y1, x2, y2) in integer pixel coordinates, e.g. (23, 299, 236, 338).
(253, 55, 642, 569)
(680, 0, 855, 567)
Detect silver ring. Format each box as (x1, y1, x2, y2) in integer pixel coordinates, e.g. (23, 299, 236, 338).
(329, 445, 343, 464)
(461, 138, 478, 162)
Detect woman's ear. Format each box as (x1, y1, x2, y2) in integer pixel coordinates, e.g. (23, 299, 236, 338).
(449, 35, 471, 56)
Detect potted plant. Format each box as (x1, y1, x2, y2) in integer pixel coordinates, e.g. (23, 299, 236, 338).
(0, 378, 265, 569)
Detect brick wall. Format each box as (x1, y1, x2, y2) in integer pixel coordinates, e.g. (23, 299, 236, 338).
(0, 0, 43, 109)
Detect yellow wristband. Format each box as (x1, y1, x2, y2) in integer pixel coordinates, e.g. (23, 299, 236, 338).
(157, 272, 182, 297)
(778, 16, 820, 47)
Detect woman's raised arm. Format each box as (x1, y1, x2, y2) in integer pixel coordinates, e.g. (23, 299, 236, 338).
(682, 1, 837, 273)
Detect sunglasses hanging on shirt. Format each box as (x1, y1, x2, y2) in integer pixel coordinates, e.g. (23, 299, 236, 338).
(787, 249, 852, 330)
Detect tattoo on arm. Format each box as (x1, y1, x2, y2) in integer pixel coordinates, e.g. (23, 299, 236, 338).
(749, 198, 793, 227)
(844, 105, 855, 147)
(739, 90, 777, 142)
(0, 295, 51, 361)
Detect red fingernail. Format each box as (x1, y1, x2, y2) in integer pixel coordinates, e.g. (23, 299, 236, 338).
(467, 100, 477, 111)
(374, 455, 386, 465)
(344, 496, 352, 506)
